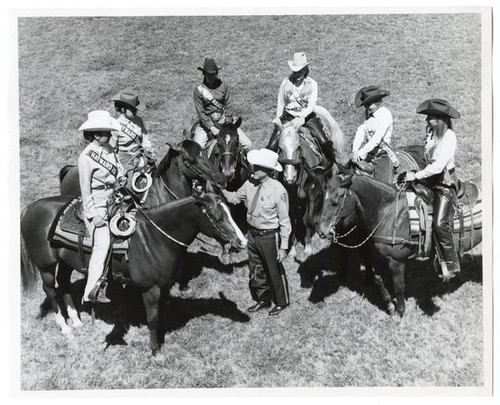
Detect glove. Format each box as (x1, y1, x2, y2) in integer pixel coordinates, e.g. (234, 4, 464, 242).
(351, 150, 361, 163)
(210, 126, 220, 136)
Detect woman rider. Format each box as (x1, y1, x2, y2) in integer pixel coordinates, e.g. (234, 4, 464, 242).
(403, 99, 461, 282)
(266, 52, 336, 162)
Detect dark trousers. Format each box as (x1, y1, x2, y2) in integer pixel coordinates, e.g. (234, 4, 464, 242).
(267, 112, 335, 160)
(366, 152, 393, 183)
(247, 230, 290, 307)
(432, 185, 459, 266)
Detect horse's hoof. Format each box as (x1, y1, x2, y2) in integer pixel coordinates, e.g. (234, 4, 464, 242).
(152, 352, 166, 363)
(288, 246, 297, 258)
(386, 302, 395, 315)
(71, 318, 84, 328)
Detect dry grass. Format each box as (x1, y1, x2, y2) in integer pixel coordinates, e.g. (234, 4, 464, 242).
(18, 13, 486, 390)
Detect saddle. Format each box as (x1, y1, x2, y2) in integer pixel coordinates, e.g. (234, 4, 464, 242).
(49, 196, 137, 271)
(406, 179, 482, 259)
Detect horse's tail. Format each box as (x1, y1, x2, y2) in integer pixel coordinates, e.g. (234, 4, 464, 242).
(59, 165, 75, 183)
(20, 207, 38, 293)
(314, 105, 349, 164)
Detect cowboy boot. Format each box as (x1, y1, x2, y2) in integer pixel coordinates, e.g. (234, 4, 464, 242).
(266, 125, 281, 152)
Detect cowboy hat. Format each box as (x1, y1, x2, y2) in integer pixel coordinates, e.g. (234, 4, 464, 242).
(288, 52, 311, 72)
(111, 89, 140, 110)
(416, 99, 460, 119)
(197, 58, 220, 74)
(355, 86, 390, 108)
(247, 148, 283, 172)
(78, 110, 121, 132)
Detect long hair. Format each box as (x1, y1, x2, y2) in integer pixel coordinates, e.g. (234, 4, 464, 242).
(289, 66, 310, 84)
(427, 116, 452, 139)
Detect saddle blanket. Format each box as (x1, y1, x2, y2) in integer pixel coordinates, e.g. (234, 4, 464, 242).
(49, 197, 129, 255)
(406, 190, 482, 236)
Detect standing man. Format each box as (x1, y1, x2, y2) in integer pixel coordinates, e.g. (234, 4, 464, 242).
(222, 148, 291, 316)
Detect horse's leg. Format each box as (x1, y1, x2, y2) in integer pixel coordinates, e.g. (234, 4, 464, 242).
(303, 226, 313, 258)
(388, 258, 406, 317)
(39, 267, 73, 336)
(372, 271, 395, 315)
(56, 262, 82, 328)
(142, 284, 164, 360)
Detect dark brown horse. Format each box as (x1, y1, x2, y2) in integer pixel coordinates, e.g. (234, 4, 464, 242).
(317, 174, 414, 316)
(21, 191, 247, 359)
(208, 120, 249, 232)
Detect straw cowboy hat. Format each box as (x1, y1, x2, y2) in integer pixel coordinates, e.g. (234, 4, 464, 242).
(78, 110, 121, 132)
(355, 86, 390, 108)
(416, 99, 460, 119)
(111, 89, 141, 110)
(197, 58, 220, 74)
(247, 148, 283, 172)
(288, 52, 311, 72)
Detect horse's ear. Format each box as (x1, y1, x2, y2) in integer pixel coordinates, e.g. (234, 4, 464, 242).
(168, 141, 182, 153)
(183, 128, 190, 140)
(234, 117, 242, 129)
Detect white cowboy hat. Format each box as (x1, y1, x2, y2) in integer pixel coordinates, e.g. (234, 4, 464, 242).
(287, 52, 311, 72)
(78, 110, 121, 132)
(247, 148, 282, 172)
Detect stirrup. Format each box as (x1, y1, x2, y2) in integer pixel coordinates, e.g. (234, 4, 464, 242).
(88, 278, 111, 303)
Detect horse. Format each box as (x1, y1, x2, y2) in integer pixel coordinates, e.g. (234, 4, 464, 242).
(207, 119, 249, 232)
(59, 139, 226, 203)
(316, 172, 482, 317)
(21, 191, 247, 360)
(300, 160, 336, 257)
(277, 106, 347, 257)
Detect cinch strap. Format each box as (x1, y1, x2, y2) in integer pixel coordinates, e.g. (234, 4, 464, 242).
(87, 150, 118, 177)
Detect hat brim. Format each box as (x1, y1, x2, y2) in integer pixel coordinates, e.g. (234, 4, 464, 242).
(247, 157, 283, 172)
(287, 60, 311, 72)
(111, 94, 140, 110)
(416, 100, 460, 119)
(79, 118, 121, 132)
(355, 92, 390, 108)
(197, 67, 219, 74)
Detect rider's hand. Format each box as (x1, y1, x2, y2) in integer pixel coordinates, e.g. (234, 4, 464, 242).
(117, 176, 127, 187)
(144, 147, 156, 160)
(92, 216, 106, 228)
(210, 126, 220, 136)
(351, 150, 361, 163)
(405, 172, 417, 182)
(272, 117, 282, 128)
(277, 248, 287, 262)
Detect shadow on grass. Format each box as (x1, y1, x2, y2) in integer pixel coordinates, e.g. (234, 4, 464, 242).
(297, 243, 483, 317)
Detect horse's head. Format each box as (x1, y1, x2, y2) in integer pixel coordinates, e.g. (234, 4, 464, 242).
(317, 174, 358, 239)
(278, 124, 301, 184)
(216, 119, 242, 181)
(164, 140, 227, 191)
(302, 162, 334, 228)
(194, 191, 247, 251)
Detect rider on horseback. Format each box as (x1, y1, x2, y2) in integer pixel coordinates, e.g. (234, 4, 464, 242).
(402, 99, 461, 281)
(110, 89, 156, 189)
(78, 110, 127, 303)
(192, 58, 252, 153)
(266, 52, 336, 162)
(351, 86, 397, 183)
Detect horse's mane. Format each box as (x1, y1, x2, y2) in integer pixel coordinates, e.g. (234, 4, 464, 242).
(156, 146, 174, 176)
(146, 195, 195, 218)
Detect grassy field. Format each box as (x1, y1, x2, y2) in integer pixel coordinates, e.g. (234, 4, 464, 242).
(17, 12, 487, 390)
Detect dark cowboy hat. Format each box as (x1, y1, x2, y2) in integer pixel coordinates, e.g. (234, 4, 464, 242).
(416, 99, 460, 119)
(197, 58, 220, 74)
(355, 86, 390, 108)
(111, 89, 140, 110)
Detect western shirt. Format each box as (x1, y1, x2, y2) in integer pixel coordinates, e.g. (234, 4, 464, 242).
(276, 76, 318, 120)
(415, 128, 457, 181)
(352, 106, 393, 159)
(222, 177, 292, 250)
(111, 114, 151, 154)
(78, 142, 125, 220)
(193, 80, 234, 129)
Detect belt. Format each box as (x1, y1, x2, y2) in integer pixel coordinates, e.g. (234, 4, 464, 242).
(249, 227, 279, 237)
(92, 184, 114, 191)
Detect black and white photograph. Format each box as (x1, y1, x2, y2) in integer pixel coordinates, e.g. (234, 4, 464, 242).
(7, 0, 495, 399)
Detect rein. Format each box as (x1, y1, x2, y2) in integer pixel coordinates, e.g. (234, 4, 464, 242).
(329, 186, 406, 249)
